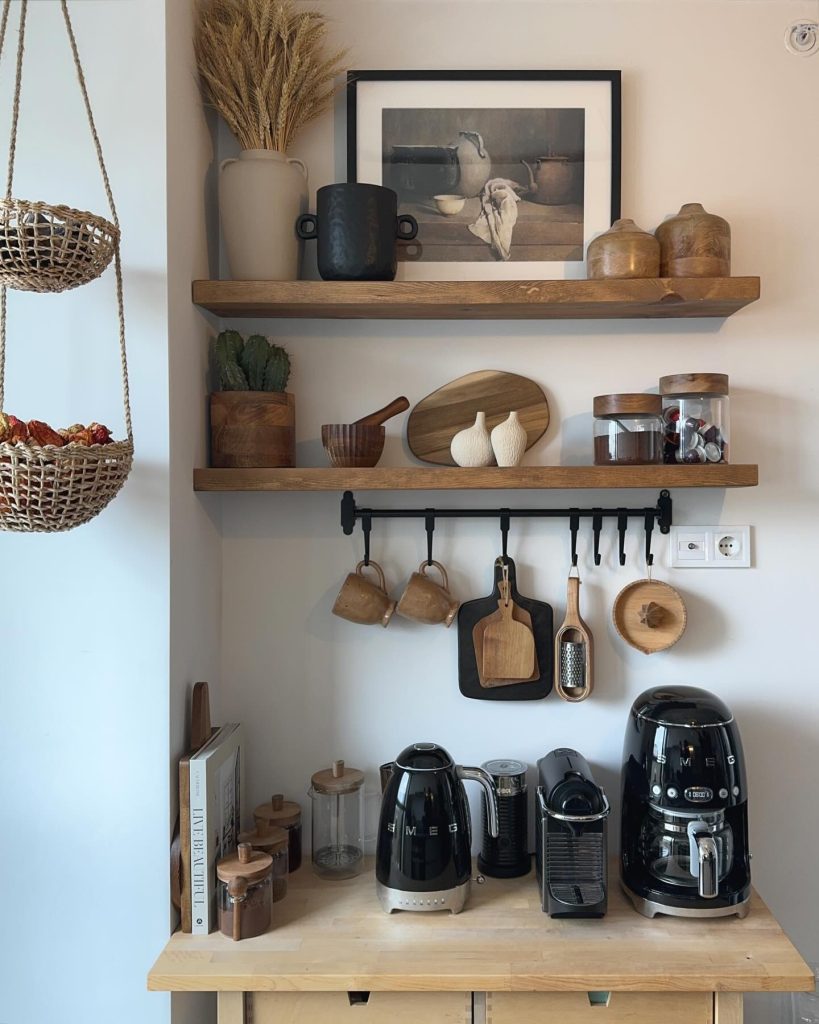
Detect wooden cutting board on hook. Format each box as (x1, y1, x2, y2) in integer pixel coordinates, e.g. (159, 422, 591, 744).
(482, 579, 536, 681)
(407, 370, 550, 465)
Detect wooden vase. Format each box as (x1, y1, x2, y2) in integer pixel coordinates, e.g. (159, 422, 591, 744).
(586, 218, 660, 279)
(655, 203, 731, 277)
(210, 391, 295, 468)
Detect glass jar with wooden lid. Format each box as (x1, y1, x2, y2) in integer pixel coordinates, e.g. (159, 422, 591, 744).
(216, 842, 273, 941)
(660, 373, 729, 465)
(309, 759, 365, 880)
(238, 820, 289, 902)
(254, 792, 302, 872)
(593, 394, 664, 465)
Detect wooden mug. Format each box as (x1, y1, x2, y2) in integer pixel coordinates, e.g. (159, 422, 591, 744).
(332, 560, 396, 627)
(396, 560, 460, 627)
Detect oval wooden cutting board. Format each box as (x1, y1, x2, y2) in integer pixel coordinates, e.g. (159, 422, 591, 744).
(407, 370, 550, 465)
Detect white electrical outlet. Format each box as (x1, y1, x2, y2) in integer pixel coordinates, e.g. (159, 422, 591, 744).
(669, 526, 752, 568)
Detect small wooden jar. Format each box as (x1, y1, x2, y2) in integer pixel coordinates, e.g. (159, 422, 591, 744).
(216, 842, 273, 941)
(253, 793, 302, 872)
(586, 218, 660, 279)
(655, 203, 731, 277)
(238, 820, 289, 902)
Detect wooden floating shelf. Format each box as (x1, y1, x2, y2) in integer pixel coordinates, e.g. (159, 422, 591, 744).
(192, 277, 760, 320)
(193, 465, 759, 492)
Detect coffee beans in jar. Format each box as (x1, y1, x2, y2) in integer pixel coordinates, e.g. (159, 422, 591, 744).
(593, 394, 664, 466)
(660, 373, 730, 465)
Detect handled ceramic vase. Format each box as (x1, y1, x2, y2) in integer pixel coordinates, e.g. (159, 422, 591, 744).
(219, 149, 308, 280)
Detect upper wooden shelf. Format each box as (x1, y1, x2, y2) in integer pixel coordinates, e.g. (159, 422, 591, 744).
(192, 277, 760, 320)
(148, 859, 811, 993)
(193, 465, 758, 492)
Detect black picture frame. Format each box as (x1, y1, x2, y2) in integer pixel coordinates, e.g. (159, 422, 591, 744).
(347, 69, 621, 238)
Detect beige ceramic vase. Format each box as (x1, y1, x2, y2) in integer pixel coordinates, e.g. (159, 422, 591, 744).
(586, 218, 660, 279)
(490, 411, 527, 467)
(450, 411, 494, 467)
(655, 203, 731, 277)
(219, 149, 308, 280)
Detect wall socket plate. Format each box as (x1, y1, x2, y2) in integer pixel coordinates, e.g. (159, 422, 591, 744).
(669, 526, 752, 569)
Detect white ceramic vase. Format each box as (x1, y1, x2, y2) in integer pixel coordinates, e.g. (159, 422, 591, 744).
(219, 149, 308, 280)
(450, 411, 494, 467)
(491, 411, 527, 467)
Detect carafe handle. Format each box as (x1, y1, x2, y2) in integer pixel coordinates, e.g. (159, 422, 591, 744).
(457, 765, 499, 838)
(687, 820, 719, 899)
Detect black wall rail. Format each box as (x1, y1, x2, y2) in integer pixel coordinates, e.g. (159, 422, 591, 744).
(340, 489, 672, 568)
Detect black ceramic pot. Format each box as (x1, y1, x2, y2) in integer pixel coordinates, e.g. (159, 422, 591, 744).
(296, 183, 418, 281)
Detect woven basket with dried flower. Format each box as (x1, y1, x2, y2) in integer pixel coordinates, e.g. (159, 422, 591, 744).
(195, 0, 348, 280)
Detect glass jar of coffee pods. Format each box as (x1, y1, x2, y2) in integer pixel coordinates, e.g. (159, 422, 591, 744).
(660, 373, 730, 465)
(593, 394, 664, 466)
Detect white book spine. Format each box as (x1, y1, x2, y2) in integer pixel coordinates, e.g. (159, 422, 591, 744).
(189, 755, 209, 934)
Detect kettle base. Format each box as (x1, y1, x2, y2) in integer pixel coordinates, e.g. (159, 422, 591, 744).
(377, 879, 470, 915)
(623, 886, 751, 920)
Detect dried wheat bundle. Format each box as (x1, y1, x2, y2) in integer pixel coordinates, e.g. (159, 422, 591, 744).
(195, 0, 347, 153)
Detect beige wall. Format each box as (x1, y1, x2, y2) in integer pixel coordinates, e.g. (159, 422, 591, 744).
(213, 3, 817, 1022)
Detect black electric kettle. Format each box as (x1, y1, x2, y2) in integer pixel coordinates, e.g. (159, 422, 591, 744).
(376, 742, 499, 914)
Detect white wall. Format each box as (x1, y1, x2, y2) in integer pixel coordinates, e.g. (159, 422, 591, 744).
(0, 2, 171, 1023)
(216, 3, 818, 1021)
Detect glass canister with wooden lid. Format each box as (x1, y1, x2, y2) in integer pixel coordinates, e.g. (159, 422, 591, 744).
(254, 792, 302, 872)
(216, 842, 273, 941)
(238, 820, 289, 902)
(309, 759, 365, 880)
(660, 373, 730, 465)
(593, 393, 664, 465)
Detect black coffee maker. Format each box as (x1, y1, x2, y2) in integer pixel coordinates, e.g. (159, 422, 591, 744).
(377, 743, 499, 914)
(621, 686, 751, 919)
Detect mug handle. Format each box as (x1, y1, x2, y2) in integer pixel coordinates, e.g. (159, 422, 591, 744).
(396, 214, 418, 241)
(356, 559, 386, 590)
(287, 157, 308, 185)
(296, 214, 318, 240)
(420, 559, 448, 590)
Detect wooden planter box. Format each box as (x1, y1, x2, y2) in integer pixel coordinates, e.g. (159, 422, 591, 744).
(209, 391, 295, 468)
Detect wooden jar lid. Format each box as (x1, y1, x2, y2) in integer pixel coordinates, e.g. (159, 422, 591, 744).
(238, 822, 288, 855)
(660, 373, 729, 396)
(254, 793, 301, 828)
(612, 579, 688, 655)
(593, 393, 662, 417)
(216, 842, 272, 884)
(311, 759, 364, 795)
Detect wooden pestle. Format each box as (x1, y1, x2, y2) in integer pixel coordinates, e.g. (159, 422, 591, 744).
(353, 397, 409, 428)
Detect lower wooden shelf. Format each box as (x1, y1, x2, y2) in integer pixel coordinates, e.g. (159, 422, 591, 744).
(193, 465, 758, 492)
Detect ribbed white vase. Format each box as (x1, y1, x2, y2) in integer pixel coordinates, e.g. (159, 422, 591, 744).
(450, 411, 494, 467)
(491, 411, 527, 467)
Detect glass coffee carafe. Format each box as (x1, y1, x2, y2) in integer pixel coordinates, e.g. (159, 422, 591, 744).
(640, 807, 734, 898)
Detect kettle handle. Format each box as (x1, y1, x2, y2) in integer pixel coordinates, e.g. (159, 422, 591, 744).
(457, 765, 499, 838)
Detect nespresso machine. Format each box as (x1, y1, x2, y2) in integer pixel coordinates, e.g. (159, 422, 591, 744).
(621, 685, 751, 919)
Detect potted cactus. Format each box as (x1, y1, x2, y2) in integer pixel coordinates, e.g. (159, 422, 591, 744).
(209, 331, 294, 468)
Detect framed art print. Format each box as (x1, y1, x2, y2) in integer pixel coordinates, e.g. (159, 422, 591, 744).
(347, 70, 621, 281)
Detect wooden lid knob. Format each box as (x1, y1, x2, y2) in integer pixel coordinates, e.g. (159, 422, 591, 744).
(238, 842, 253, 864)
(271, 793, 284, 810)
(256, 817, 271, 837)
(332, 759, 345, 778)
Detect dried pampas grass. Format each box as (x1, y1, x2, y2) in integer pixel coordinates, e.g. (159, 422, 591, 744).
(195, 0, 347, 153)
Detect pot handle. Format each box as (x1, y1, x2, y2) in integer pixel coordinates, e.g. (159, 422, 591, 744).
(287, 157, 308, 184)
(396, 214, 418, 241)
(296, 214, 319, 240)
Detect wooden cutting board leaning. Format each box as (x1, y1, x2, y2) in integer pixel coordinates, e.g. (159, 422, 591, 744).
(407, 370, 550, 465)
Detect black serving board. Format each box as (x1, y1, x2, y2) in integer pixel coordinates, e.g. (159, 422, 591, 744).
(458, 556, 553, 701)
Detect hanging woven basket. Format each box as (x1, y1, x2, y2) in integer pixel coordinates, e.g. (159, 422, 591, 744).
(0, 0, 133, 532)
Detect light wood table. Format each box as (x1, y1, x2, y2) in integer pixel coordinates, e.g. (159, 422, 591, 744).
(148, 860, 812, 1024)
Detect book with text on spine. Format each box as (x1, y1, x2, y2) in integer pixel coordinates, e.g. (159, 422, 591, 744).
(189, 723, 244, 935)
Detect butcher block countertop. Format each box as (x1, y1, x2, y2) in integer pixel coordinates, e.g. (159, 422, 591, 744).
(147, 860, 812, 994)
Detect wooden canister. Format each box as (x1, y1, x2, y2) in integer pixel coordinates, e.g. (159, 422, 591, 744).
(586, 218, 660, 279)
(209, 391, 295, 468)
(655, 203, 731, 277)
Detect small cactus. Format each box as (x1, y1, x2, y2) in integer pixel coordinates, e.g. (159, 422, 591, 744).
(262, 343, 291, 392)
(212, 330, 290, 392)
